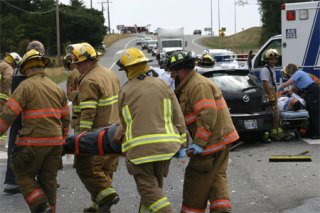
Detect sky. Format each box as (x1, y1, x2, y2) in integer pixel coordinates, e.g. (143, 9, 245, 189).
(60, 0, 261, 36)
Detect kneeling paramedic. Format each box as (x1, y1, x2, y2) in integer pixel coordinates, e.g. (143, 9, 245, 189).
(0, 49, 70, 213)
(117, 47, 187, 213)
(167, 50, 239, 213)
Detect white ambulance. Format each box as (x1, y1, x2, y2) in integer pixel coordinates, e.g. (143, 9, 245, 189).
(250, 1, 320, 84)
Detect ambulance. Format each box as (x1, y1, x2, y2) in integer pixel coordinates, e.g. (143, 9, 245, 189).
(250, 1, 320, 84)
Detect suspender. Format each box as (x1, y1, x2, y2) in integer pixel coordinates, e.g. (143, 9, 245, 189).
(265, 65, 277, 91)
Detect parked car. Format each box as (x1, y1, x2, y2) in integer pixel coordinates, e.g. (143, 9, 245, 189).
(202, 49, 242, 69)
(201, 69, 273, 142)
(136, 34, 147, 45)
(146, 40, 157, 53)
(141, 37, 152, 49)
(193, 29, 202, 35)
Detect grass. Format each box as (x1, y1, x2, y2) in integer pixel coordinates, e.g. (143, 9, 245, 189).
(45, 67, 68, 84)
(200, 27, 262, 54)
(103, 34, 132, 47)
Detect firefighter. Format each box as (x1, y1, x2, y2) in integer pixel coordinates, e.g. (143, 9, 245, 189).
(67, 42, 120, 212)
(0, 55, 14, 140)
(117, 47, 187, 213)
(4, 41, 46, 195)
(260, 49, 291, 141)
(0, 49, 70, 213)
(63, 54, 80, 133)
(167, 50, 239, 213)
(1, 52, 21, 194)
(198, 54, 215, 68)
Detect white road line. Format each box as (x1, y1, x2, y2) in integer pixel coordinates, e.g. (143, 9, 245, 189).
(191, 36, 208, 49)
(302, 138, 320, 144)
(109, 38, 137, 69)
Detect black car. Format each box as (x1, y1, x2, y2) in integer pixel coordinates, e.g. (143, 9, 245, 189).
(201, 69, 273, 142)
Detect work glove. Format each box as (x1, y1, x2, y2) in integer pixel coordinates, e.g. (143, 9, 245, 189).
(268, 94, 276, 106)
(187, 143, 204, 156)
(174, 148, 187, 158)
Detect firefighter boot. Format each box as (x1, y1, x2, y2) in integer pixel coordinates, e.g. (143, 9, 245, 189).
(97, 193, 119, 213)
(83, 202, 98, 213)
(34, 202, 52, 213)
(271, 128, 292, 141)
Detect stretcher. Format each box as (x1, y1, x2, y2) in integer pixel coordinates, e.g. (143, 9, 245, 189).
(280, 110, 309, 138)
(63, 126, 122, 155)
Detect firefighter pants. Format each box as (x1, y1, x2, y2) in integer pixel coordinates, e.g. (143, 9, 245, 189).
(75, 154, 119, 203)
(182, 146, 231, 213)
(11, 146, 62, 213)
(126, 160, 175, 213)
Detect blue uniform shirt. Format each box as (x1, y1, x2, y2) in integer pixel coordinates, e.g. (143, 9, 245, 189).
(290, 70, 314, 90)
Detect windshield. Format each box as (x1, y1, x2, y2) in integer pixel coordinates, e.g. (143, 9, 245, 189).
(204, 72, 259, 92)
(148, 41, 157, 45)
(162, 40, 182, 48)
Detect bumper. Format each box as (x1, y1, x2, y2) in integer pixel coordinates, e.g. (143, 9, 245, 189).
(231, 111, 273, 133)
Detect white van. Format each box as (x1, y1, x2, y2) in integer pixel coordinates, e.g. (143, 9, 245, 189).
(250, 1, 320, 84)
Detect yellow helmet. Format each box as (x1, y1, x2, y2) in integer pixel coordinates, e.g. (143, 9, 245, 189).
(265, 48, 279, 59)
(20, 49, 50, 74)
(4, 52, 21, 65)
(201, 54, 214, 66)
(117, 47, 151, 70)
(66, 42, 98, 64)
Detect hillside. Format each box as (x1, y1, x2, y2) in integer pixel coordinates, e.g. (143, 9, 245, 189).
(200, 27, 262, 54)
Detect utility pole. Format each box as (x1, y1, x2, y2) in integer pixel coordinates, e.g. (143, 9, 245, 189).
(210, 0, 213, 36)
(99, 1, 112, 34)
(218, 0, 221, 33)
(234, 0, 237, 34)
(90, 0, 93, 9)
(56, 0, 61, 62)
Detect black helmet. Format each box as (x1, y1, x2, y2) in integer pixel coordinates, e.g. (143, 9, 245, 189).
(167, 50, 197, 71)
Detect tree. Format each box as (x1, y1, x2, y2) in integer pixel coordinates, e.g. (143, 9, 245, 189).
(0, 0, 106, 56)
(258, 0, 311, 44)
(70, 0, 85, 8)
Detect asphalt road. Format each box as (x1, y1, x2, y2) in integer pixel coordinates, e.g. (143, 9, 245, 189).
(1, 35, 319, 213)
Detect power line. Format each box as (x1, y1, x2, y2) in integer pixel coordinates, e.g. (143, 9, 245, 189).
(0, 0, 55, 14)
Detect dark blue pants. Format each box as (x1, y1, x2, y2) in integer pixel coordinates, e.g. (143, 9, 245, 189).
(4, 75, 26, 185)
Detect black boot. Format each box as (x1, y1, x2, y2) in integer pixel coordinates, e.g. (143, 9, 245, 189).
(97, 193, 120, 213)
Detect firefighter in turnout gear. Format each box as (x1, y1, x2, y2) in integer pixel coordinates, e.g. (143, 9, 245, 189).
(64, 54, 81, 133)
(117, 47, 187, 213)
(0, 55, 14, 141)
(167, 50, 239, 213)
(260, 49, 292, 141)
(67, 42, 120, 212)
(0, 49, 70, 213)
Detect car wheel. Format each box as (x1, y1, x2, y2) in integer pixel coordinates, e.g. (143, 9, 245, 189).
(240, 132, 264, 143)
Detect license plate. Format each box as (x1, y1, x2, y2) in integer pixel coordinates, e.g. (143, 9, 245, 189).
(244, 120, 258, 130)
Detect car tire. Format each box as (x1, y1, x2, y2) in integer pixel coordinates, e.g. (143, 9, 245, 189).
(240, 132, 264, 143)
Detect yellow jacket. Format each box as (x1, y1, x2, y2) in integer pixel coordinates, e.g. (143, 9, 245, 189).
(119, 75, 186, 165)
(175, 70, 239, 155)
(0, 70, 70, 146)
(78, 64, 120, 131)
